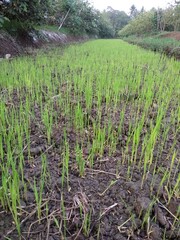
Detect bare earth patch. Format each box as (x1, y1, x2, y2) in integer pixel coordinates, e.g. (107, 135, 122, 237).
(160, 31, 180, 41)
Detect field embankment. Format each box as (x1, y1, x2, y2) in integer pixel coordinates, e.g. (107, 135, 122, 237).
(0, 40, 179, 240)
(0, 29, 88, 58)
(122, 32, 180, 60)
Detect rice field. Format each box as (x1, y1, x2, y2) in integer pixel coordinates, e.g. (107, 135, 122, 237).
(0, 39, 179, 240)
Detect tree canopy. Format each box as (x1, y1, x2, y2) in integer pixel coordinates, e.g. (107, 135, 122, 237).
(118, 3, 180, 37)
(0, 0, 52, 27)
(0, 0, 116, 37)
(102, 7, 130, 35)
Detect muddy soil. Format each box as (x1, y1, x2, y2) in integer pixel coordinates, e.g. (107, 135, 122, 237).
(0, 74, 179, 240)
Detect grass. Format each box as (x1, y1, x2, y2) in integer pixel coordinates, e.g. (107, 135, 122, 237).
(122, 35, 180, 59)
(0, 39, 179, 238)
(35, 24, 71, 34)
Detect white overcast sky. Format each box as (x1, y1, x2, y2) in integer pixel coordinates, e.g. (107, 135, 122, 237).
(89, 0, 172, 13)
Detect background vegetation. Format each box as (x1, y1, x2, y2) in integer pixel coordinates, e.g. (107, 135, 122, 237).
(118, 2, 180, 37)
(0, 0, 130, 38)
(117, 1, 180, 59)
(0, 0, 179, 39)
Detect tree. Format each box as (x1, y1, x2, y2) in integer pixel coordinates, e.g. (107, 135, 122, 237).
(103, 7, 130, 35)
(159, 4, 180, 31)
(118, 10, 156, 36)
(0, 0, 53, 28)
(0, 0, 126, 38)
(129, 4, 139, 19)
(97, 10, 115, 38)
(152, 8, 164, 31)
(140, 7, 145, 14)
(52, 0, 115, 37)
(174, 2, 180, 30)
(61, 0, 99, 35)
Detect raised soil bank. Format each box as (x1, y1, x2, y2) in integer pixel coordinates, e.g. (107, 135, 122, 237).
(0, 29, 88, 58)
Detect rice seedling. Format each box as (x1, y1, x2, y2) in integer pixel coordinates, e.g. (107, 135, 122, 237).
(61, 139, 70, 187)
(0, 39, 179, 239)
(82, 209, 92, 237)
(75, 143, 85, 177)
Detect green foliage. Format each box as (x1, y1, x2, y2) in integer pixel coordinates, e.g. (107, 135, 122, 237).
(35, 24, 61, 32)
(0, 14, 10, 28)
(103, 7, 130, 35)
(97, 15, 115, 38)
(1, 0, 53, 29)
(63, 1, 99, 35)
(0, 0, 128, 37)
(119, 3, 180, 37)
(118, 11, 155, 37)
(122, 35, 180, 59)
(49, 0, 116, 37)
(129, 4, 139, 19)
(153, 5, 180, 31)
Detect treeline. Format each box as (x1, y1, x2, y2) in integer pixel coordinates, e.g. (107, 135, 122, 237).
(1, 1, 179, 39)
(119, 2, 180, 37)
(0, 0, 130, 38)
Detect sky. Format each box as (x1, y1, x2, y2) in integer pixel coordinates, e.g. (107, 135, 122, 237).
(89, 0, 172, 13)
